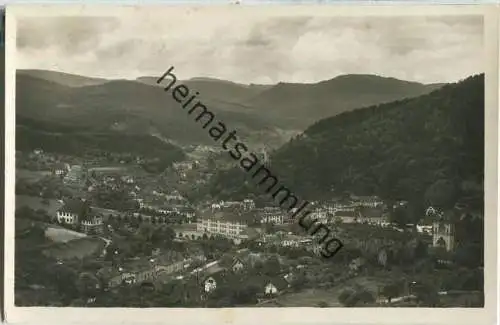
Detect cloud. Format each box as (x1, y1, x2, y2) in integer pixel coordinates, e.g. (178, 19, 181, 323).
(16, 13, 483, 84)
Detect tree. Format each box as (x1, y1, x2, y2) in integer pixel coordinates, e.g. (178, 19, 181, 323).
(233, 283, 260, 304)
(339, 287, 375, 307)
(424, 180, 458, 210)
(317, 301, 329, 308)
(414, 240, 428, 259)
(381, 283, 402, 303)
(356, 288, 375, 305)
(138, 223, 155, 241)
(77, 272, 100, 298)
(264, 223, 276, 234)
(389, 205, 410, 228)
(150, 226, 175, 247)
(338, 289, 355, 306)
(413, 282, 440, 307)
(262, 256, 281, 276)
(16, 206, 36, 220)
(52, 264, 79, 304)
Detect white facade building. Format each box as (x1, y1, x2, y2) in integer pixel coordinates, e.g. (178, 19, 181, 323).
(57, 210, 79, 225)
(196, 217, 248, 240)
(81, 215, 104, 234)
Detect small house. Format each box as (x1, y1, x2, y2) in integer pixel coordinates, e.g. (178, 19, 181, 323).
(264, 277, 289, 296)
(232, 258, 245, 272)
(202, 271, 225, 294)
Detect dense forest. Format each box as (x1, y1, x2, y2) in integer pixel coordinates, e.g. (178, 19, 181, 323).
(206, 74, 484, 212)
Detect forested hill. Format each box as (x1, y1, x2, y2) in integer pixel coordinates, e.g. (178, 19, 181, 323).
(207, 74, 484, 209)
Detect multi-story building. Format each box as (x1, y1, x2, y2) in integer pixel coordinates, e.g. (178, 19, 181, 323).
(81, 215, 104, 235)
(242, 199, 256, 211)
(281, 234, 309, 248)
(332, 200, 356, 211)
(309, 208, 328, 224)
(351, 195, 384, 208)
(136, 198, 145, 209)
(357, 207, 387, 225)
(259, 207, 287, 224)
(56, 198, 90, 225)
(173, 161, 194, 172)
(196, 212, 248, 240)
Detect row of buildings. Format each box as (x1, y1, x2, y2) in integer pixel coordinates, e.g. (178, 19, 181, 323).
(98, 251, 206, 288)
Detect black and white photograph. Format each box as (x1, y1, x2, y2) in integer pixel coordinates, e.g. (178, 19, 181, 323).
(3, 4, 498, 325)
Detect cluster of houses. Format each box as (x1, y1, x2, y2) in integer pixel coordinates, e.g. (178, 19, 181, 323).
(172, 160, 200, 178)
(210, 199, 256, 212)
(197, 250, 291, 298)
(97, 251, 206, 289)
(96, 246, 292, 300)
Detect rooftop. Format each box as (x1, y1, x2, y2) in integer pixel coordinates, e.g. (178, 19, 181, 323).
(358, 206, 384, 218)
(199, 211, 254, 223)
(335, 210, 357, 217)
(59, 198, 91, 215)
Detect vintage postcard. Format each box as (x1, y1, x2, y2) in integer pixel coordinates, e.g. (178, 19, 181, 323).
(3, 4, 498, 325)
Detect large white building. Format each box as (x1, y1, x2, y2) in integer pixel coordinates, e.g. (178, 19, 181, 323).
(56, 198, 90, 225)
(309, 208, 328, 224)
(259, 207, 287, 224)
(196, 213, 248, 240)
(351, 195, 384, 208)
(81, 215, 104, 235)
(242, 199, 256, 211)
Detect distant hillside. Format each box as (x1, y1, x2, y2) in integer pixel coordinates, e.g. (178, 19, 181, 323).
(246, 74, 444, 128)
(17, 70, 445, 148)
(137, 76, 272, 104)
(16, 117, 186, 173)
(17, 69, 109, 87)
(206, 74, 483, 210)
(138, 73, 442, 129)
(16, 73, 283, 147)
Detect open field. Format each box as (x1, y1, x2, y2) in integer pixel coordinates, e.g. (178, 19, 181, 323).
(44, 226, 87, 243)
(16, 169, 52, 183)
(340, 275, 387, 293)
(262, 275, 386, 307)
(172, 224, 205, 239)
(272, 288, 344, 307)
(42, 237, 106, 260)
(16, 195, 62, 216)
(88, 166, 128, 174)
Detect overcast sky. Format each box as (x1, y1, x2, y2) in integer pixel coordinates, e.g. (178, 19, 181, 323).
(16, 13, 483, 84)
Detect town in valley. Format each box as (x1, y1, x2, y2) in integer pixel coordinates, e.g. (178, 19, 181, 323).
(14, 13, 485, 309)
(15, 142, 483, 308)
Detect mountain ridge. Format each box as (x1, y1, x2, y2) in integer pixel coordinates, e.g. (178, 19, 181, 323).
(16, 69, 448, 147)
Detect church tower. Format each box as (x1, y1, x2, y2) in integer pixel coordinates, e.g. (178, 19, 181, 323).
(431, 210, 456, 252)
